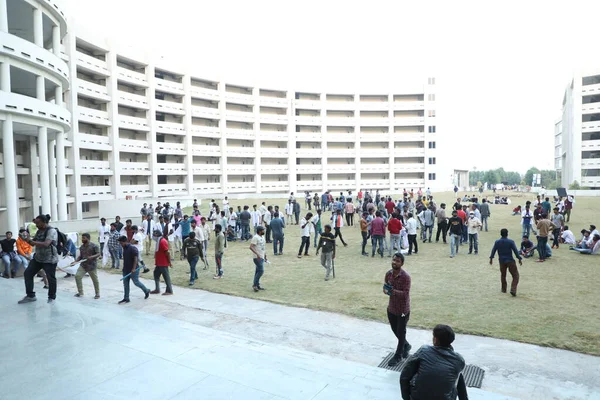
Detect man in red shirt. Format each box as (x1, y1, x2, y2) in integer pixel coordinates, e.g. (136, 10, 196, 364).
(370, 211, 386, 258)
(456, 205, 468, 244)
(383, 252, 412, 366)
(150, 228, 173, 295)
(385, 197, 396, 217)
(387, 213, 403, 256)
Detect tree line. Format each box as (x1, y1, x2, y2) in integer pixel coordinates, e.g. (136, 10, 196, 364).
(469, 167, 558, 188)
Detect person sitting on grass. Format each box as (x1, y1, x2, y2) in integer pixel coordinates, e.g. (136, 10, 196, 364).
(574, 230, 590, 249)
(520, 235, 536, 258)
(560, 226, 576, 245)
(400, 324, 468, 400)
(570, 234, 600, 255)
(511, 205, 522, 216)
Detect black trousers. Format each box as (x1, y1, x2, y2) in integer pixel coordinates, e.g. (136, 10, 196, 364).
(436, 220, 448, 243)
(334, 227, 347, 245)
(298, 236, 310, 255)
(387, 311, 411, 357)
(552, 228, 560, 247)
(407, 234, 418, 254)
(24, 259, 57, 299)
(361, 231, 368, 253)
(345, 212, 354, 226)
(265, 225, 272, 243)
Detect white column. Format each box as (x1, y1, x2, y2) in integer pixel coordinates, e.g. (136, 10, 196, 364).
(287, 89, 297, 193)
(253, 87, 261, 194)
(183, 75, 194, 196)
(2, 117, 19, 233)
(29, 137, 40, 216)
(218, 82, 228, 193)
(48, 139, 58, 219)
(38, 127, 51, 214)
(36, 76, 45, 101)
(56, 132, 67, 220)
(1, 62, 10, 92)
(0, 0, 8, 32)
(52, 25, 60, 56)
(55, 85, 63, 106)
(33, 7, 43, 47)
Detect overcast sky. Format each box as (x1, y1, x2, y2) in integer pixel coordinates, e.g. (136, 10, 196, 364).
(64, 0, 600, 174)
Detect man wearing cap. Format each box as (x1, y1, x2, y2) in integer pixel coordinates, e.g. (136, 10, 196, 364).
(489, 228, 522, 296)
(98, 218, 110, 255)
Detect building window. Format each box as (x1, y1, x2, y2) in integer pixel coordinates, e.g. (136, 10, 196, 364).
(428, 141, 436, 149)
(428, 77, 436, 85)
(428, 110, 436, 117)
(428, 157, 436, 165)
(428, 126, 436, 133)
(428, 94, 436, 101)
(428, 173, 436, 180)
(82, 202, 90, 213)
(158, 175, 167, 184)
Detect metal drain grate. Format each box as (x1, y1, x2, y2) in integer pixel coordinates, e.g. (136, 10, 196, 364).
(377, 352, 485, 388)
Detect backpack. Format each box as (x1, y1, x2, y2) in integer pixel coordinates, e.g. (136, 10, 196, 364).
(43, 226, 68, 255)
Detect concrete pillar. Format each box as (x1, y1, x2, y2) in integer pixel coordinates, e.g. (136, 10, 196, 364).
(253, 87, 261, 194)
(38, 127, 51, 214)
(33, 7, 43, 47)
(0, 62, 10, 92)
(55, 85, 63, 106)
(48, 139, 58, 219)
(218, 82, 228, 193)
(36, 76, 45, 101)
(56, 133, 67, 220)
(0, 0, 8, 32)
(52, 25, 60, 56)
(287, 89, 297, 193)
(29, 137, 40, 217)
(182, 75, 194, 197)
(2, 117, 19, 233)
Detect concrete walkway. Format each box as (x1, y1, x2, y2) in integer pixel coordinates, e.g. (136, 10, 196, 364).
(2, 270, 599, 399)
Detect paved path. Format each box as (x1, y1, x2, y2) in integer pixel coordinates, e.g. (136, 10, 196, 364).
(2, 271, 599, 399)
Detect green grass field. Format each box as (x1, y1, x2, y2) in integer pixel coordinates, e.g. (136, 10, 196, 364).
(105, 191, 600, 356)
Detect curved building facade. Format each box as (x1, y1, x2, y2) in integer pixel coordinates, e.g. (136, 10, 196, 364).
(1, 0, 440, 228)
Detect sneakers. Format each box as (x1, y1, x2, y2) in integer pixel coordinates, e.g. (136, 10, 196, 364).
(47, 298, 54, 304)
(253, 286, 259, 292)
(118, 299, 130, 304)
(94, 294, 100, 299)
(145, 290, 150, 299)
(297, 255, 302, 258)
(150, 290, 160, 294)
(189, 281, 194, 286)
(143, 268, 150, 273)
(213, 275, 222, 279)
(74, 293, 83, 297)
(18, 296, 37, 304)
(162, 292, 173, 296)
(510, 291, 517, 297)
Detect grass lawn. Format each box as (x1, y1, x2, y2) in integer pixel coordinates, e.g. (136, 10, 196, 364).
(104, 191, 600, 356)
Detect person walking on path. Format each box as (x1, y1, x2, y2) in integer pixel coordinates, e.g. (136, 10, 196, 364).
(405, 213, 418, 255)
(467, 211, 482, 255)
(73, 233, 101, 299)
(435, 203, 448, 244)
(383, 252, 412, 367)
(400, 325, 468, 400)
(18, 215, 59, 304)
(332, 209, 348, 247)
(448, 210, 463, 258)
(489, 228, 522, 296)
(536, 216, 553, 263)
(183, 231, 203, 285)
(480, 198, 491, 232)
(213, 224, 225, 279)
(150, 229, 173, 295)
(297, 212, 314, 258)
(118, 236, 150, 304)
(316, 225, 336, 281)
(250, 226, 267, 292)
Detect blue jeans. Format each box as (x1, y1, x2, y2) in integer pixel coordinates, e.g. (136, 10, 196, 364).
(481, 216, 489, 231)
(468, 233, 478, 253)
(450, 234, 460, 257)
(522, 223, 532, 239)
(2, 253, 22, 275)
(253, 257, 264, 287)
(215, 252, 223, 276)
(122, 268, 148, 300)
(372, 235, 384, 256)
(313, 228, 322, 247)
(187, 256, 199, 283)
(461, 225, 468, 243)
(537, 236, 548, 260)
(109, 248, 120, 268)
(273, 234, 284, 255)
(423, 225, 433, 242)
(241, 225, 250, 240)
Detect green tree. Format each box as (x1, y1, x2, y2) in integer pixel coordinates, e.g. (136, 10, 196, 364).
(524, 167, 541, 186)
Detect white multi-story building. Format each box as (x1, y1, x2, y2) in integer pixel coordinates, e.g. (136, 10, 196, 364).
(0, 0, 440, 232)
(555, 69, 600, 190)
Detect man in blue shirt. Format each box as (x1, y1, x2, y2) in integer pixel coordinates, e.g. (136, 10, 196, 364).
(489, 228, 522, 296)
(269, 212, 286, 256)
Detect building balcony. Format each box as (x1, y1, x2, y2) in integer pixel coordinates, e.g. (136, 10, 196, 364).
(391, 102, 425, 111)
(393, 148, 425, 157)
(78, 108, 111, 126)
(324, 101, 355, 111)
(80, 185, 113, 198)
(258, 131, 288, 141)
(293, 99, 321, 109)
(581, 83, 600, 96)
(295, 132, 322, 141)
(392, 133, 426, 141)
(192, 144, 221, 156)
(118, 91, 149, 109)
(226, 182, 257, 193)
(327, 148, 356, 157)
(261, 182, 289, 192)
(581, 139, 600, 150)
(157, 183, 188, 194)
(294, 116, 322, 125)
(119, 115, 150, 131)
(78, 133, 111, 151)
(156, 142, 186, 154)
(295, 148, 321, 157)
(0, 92, 70, 131)
(582, 101, 600, 115)
(260, 165, 289, 173)
(261, 148, 288, 157)
(394, 179, 425, 187)
(227, 165, 255, 174)
(155, 121, 185, 135)
(116, 66, 148, 87)
(296, 180, 323, 190)
(226, 147, 255, 156)
(191, 126, 220, 137)
(120, 162, 151, 175)
(360, 164, 391, 172)
(296, 165, 322, 173)
(192, 164, 221, 174)
(155, 79, 184, 94)
(155, 99, 185, 115)
(225, 110, 254, 123)
(358, 102, 391, 111)
(359, 133, 391, 142)
(75, 51, 109, 76)
(327, 180, 356, 189)
(192, 182, 222, 192)
(393, 163, 426, 172)
(79, 160, 112, 175)
(327, 164, 356, 172)
(121, 185, 151, 194)
(226, 129, 255, 140)
(223, 92, 254, 105)
(581, 177, 600, 187)
(258, 97, 288, 107)
(156, 163, 187, 174)
(119, 138, 151, 153)
(324, 117, 357, 126)
(360, 179, 392, 188)
(393, 117, 425, 126)
(258, 113, 288, 124)
(190, 87, 220, 101)
(191, 105, 220, 119)
(581, 159, 600, 168)
(76, 79, 110, 101)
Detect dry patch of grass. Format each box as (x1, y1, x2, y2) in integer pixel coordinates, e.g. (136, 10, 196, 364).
(103, 192, 600, 356)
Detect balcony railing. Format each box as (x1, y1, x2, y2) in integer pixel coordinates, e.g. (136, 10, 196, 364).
(78, 108, 111, 126)
(260, 165, 289, 173)
(192, 164, 221, 174)
(156, 142, 186, 154)
(116, 66, 148, 86)
(119, 138, 151, 152)
(581, 139, 600, 150)
(119, 115, 150, 131)
(192, 182, 222, 191)
(191, 105, 220, 119)
(581, 158, 600, 168)
(192, 144, 221, 155)
(121, 185, 151, 194)
(157, 183, 187, 192)
(156, 163, 187, 174)
(191, 126, 220, 136)
(155, 99, 185, 115)
(75, 51, 109, 76)
(190, 87, 220, 100)
(120, 162, 151, 174)
(118, 91, 149, 109)
(76, 79, 109, 100)
(155, 79, 184, 94)
(79, 160, 112, 175)
(79, 133, 111, 150)
(296, 181, 323, 190)
(81, 185, 112, 196)
(155, 121, 185, 135)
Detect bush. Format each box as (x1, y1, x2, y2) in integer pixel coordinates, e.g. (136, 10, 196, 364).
(569, 181, 581, 190)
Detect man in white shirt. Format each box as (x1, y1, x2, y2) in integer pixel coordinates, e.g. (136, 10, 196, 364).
(251, 205, 262, 234)
(130, 225, 150, 273)
(285, 200, 294, 222)
(297, 212, 314, 258)
(560, 226, 576, 245)
(263, 206, 273, 243)
(259, 202, 267, 217)
(227, 207, 237, 234)
(98, 218, 110, 255)
(141, 215, 156, 256)
(405, 212, 418, 255)
(223, 197, 230, 217)
(250, 226, 267, 292)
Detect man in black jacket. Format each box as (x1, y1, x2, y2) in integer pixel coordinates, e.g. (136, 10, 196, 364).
(400, 324, 469, 400)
